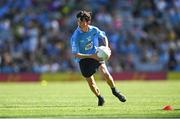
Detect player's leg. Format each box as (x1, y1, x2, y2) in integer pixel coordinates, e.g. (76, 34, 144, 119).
(86, 75, 105, 106)
(99, 63, 115, 88)
(79, 58, 105, 106)
(99, 63, 126, 102)
(86, 75, 100, 96)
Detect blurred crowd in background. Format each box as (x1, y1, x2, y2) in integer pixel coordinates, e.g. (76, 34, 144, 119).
(0, 0, 180, 73)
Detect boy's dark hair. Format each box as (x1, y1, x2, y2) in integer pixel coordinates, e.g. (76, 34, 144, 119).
(76, 11, 92, 22)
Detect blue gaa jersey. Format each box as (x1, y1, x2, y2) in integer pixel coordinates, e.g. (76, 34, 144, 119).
(71, 25, 106, 62)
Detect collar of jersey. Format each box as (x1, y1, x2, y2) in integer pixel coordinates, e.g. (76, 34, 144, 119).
(77, 25, 92, 33)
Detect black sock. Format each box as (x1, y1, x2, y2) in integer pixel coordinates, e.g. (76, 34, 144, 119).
(97, 95, 103, 99)
(111, 87, 117, 92)
(111, 87, 120, 94)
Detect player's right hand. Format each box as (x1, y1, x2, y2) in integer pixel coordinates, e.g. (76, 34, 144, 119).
(91, 53, 103, 61)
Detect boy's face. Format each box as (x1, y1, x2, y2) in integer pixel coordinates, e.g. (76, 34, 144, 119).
(77, 18, 88, 28)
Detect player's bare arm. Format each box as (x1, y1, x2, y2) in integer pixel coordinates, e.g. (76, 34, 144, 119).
(74, 53, 102, 61)
(103, 36, 109, 47)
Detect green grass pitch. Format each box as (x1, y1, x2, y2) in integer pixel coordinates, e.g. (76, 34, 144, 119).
(0, 80, 180, 118)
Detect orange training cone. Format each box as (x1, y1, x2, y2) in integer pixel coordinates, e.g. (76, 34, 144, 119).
(163, 105, 174, 110)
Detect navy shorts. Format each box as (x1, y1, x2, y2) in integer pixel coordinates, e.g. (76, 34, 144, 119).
(79, 58, 103, 78)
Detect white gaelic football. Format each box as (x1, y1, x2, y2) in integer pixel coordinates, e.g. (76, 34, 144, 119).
(96, 46, 111, 61)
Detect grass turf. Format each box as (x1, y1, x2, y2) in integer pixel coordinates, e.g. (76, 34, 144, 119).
(0, 80, 180, 118)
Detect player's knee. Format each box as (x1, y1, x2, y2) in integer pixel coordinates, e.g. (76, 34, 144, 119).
(86, 78, 94, 85)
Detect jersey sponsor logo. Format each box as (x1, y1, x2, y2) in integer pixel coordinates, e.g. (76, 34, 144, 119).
(79, 36, 91, 44)
(85, 41, 93, 50)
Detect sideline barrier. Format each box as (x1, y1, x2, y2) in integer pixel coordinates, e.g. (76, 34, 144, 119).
(111, 72, 167, 80)
(41, 72, 101, 81)
(0, 73, 40, 82)
(0, 72, 168, 82)
(41, 72, 83, 81)
(168, 72, 180, 80)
